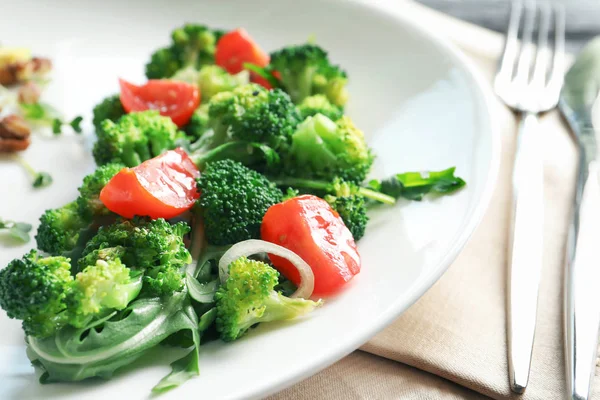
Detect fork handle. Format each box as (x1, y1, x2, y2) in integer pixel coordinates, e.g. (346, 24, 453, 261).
(565, 160, 600, 400)
(507, 112, 544, 393)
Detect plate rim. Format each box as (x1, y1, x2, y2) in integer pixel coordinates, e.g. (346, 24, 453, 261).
(251, 1, 502, 398)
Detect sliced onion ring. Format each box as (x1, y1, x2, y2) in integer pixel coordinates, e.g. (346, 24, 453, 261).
(218, 239, 315, 299)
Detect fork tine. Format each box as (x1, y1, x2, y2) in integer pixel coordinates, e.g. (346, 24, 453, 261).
(531, 2, 551, 88)
(514, 0, 537, 86)
(496, 0, 523, 85)
(548, 4, 566, 92)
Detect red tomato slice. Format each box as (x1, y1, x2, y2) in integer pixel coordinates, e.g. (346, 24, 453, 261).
(100, 148, 200, 219)
(261, 195, 361, 297)
(216, 28, 269, 75)
(119, 79, 200, 127)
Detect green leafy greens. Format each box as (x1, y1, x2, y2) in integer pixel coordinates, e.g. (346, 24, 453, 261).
(0, 218, 32, 243)
(369, 167, 466, 201)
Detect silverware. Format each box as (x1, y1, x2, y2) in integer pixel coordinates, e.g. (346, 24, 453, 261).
(494, 0, 565, 393)
(559, 37, 600, 400)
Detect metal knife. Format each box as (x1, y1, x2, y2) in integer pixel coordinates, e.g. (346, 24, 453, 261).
(559, 37, 600, 400)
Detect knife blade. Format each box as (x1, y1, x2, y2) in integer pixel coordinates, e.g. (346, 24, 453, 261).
(559, 37, 600, 400)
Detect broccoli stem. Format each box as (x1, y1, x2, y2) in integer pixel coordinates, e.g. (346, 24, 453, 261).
(190, 141, 279, 170)
(271, 177, 396, 205)
(358, 187, 396, 205)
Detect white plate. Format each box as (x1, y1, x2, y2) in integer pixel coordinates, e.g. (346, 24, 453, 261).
(0, 0, 499, 399)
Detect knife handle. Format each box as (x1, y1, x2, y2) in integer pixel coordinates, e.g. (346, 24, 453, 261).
(507, 112, 544, 393)
(565, 160, 600, 400)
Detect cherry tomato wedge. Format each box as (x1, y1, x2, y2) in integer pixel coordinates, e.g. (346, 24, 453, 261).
(216, 28, 269, 75)
(100, 148, 200, 219)
(119, 79, 200, 127)
(261, 195, 361, 297)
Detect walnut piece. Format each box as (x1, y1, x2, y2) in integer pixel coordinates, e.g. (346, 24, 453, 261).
(0, 115, 31, 139)
(18, 81, 41, 104)
(0, 114, 31, 152)
(0, 137, 31, 152)
(0, 57, 52, 86)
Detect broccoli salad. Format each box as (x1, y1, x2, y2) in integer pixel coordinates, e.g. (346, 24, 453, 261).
(0, 24, 466, 393)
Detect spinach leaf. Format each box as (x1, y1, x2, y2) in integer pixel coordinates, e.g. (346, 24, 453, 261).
(369, 167, 466, 201)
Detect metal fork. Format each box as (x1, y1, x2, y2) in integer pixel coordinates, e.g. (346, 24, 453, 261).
(494, 0, 565, 393)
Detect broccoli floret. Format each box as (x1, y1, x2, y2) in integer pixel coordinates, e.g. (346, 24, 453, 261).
(76, 245, 127, 270)
(0, 251, 73, 338)
(79, 218, 191, 296)
(207, 84, 301, 151)
(92, 94, 125, 133)
(198, 65, 249, 101)
(285, 113, 373, 183)
(69, 258, 143, 328)
(297, 94, 343, 121)
(0, 250, 144, 338)
(215, 257, 321, 341)
(145, 24, 224, 79)
(324, 181, 368, 240)
(183, 104, 210, 141)
(77, 163, 124, 218)
(197, 160, 283, 245)
(93, 111, 179, 167)
(36, 201, 90, 256)
(269, 44, 349, 107)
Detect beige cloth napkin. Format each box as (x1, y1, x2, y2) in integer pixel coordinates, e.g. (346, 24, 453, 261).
(269, 1, 600, 399)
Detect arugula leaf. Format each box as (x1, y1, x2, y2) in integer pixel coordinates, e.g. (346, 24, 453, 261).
(27, 290, 200, 385)
(152, 346, 199, 393)
(152, 308, 216, 393)
(369, 167, 466, 201)
(186, 274, 219, 304)
(0, 218, 32, 243)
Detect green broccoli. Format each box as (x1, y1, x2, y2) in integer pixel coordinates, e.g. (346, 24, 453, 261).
(215, 257, 321, 341)
(0, 250, 72, 338)
(183, 104, 210, 141)
(93, 111, 180, 167)
(269, 44, 349, 106)
(197, 160, 283, 245)
(36, 201, 90, 256)
(92, 94, 125, 133)
(68, 258, 143, 328)
(285, 113, 373, 183)
(0, 250, 144, 338)
(324, 186, 368, 241)
(146, 24, 225, 79)
(77, 163, 124, 218)
(181, 84, 300, 171)
(198, 65, 249, 101)
(297, 94, 343, 121)
(206, 83, 301, 151)
(79, 218, 191, 296)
